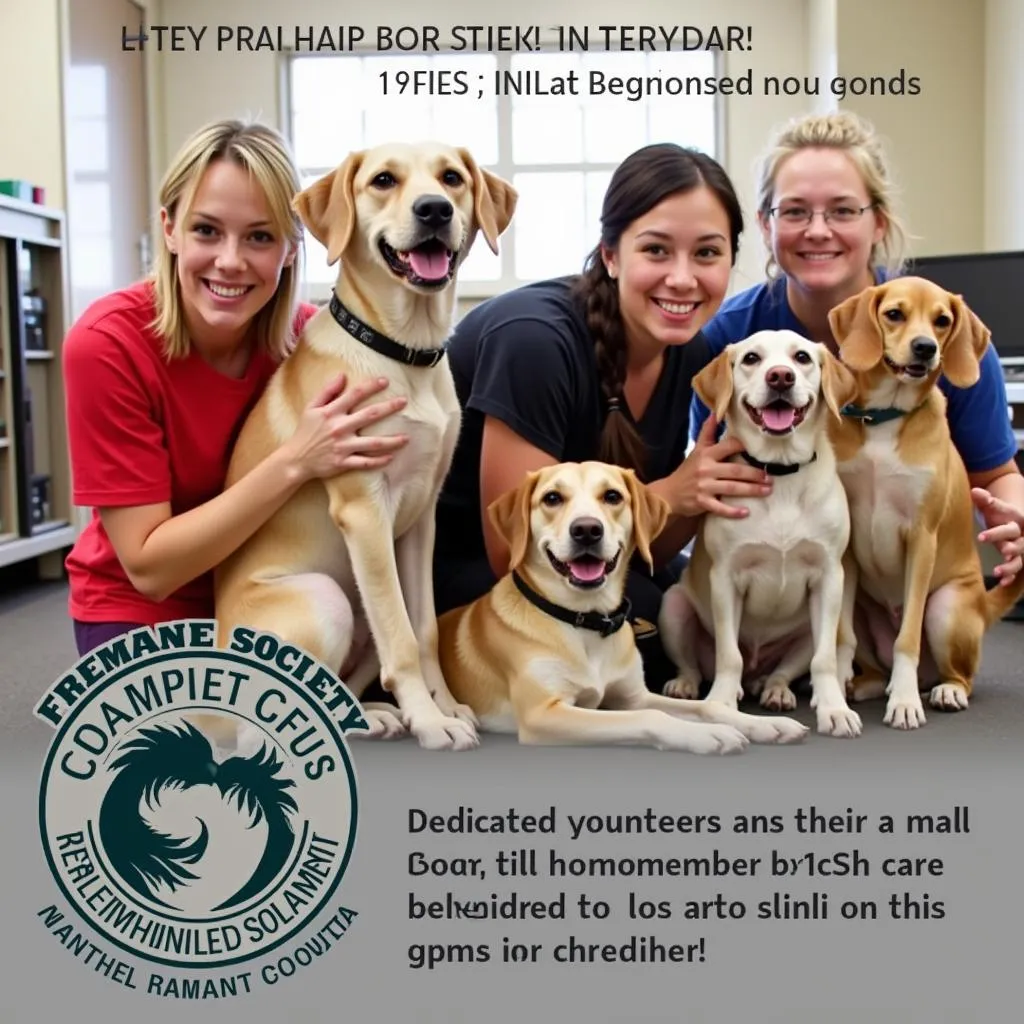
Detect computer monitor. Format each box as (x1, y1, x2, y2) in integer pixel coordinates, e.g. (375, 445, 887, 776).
(908, 250, 1024, 366)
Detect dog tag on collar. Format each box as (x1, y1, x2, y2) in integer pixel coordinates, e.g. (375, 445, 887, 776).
(571, 604, 629, 637)
(419, 346, 447, 367)
(840, 403, 907, 426)
(596, 599, 632, 638)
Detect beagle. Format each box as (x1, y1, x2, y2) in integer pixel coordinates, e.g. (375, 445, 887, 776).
(437, 462, 809, 753)
(659, 330, 864, 737)
(828, 276, 1024, 729)
(214, 142, 516, 751)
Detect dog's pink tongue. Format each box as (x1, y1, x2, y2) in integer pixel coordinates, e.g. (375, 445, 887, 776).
(570, 559, 605, 582)
(762, 405, 796, 431)
(407, 247, 450, 281)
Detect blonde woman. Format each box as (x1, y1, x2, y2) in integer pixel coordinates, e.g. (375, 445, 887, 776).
(63, 119, 408, 654)
(692, 110, 1024, 584)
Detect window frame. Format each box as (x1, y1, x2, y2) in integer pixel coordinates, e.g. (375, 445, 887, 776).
(280, 41, 725, 301)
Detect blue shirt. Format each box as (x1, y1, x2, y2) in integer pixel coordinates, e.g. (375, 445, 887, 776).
(689, 275, 1017, 474)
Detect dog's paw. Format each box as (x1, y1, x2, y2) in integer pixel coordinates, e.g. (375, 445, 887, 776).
(815, 704, 863, 738)
(883, 697, 927, 730)
(673, 724, 749, 756)
(745, 675, 767, 698)
(739, 714, 808, 745)
(411, 715, 480, 752)
(451, 702, 480, 726)
(363, 707, 409, 740)
(357, 706, 409, 740)
(928, 683, 969, 712)
(433, 693, 480, 727)
(847, 674, 887, 703)
(662, 673, 701, 700)
(759, 680, 797, 712)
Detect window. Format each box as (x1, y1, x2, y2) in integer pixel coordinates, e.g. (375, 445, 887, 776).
(66, 65, 115, 300)
(286, 47, 719, 297)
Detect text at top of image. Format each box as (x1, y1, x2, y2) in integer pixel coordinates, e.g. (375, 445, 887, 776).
(119, 24, 754, 54)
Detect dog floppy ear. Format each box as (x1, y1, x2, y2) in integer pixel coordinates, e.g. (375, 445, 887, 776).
(819, 348, 859, 420)
(693, 348, 734, 426)
(458, 148, 517, 255)
(828, 285, 884, 371)
(487, 472, 538, 573)
(292, 151, 364, 266)
(621, 469, 670, 573)
(942, 294, 991, 388)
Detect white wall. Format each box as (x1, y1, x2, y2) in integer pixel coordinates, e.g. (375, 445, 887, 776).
(805, 0, 838, 116)
(985, 0, 1024, 251)
(836, 0, 986, 259)
(0, 1, 64, 207)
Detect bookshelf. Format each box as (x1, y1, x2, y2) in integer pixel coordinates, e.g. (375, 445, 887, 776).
(0, 194, 77, 574)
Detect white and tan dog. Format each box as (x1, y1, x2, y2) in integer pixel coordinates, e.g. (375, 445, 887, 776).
(829, 277, 1024, 729)
(437, 462, 808, 753)
(659, 330, 863, 737)
(214, 142, 516, 751)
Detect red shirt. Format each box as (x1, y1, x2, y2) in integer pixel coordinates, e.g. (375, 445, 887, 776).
(64, 280, 317, 624)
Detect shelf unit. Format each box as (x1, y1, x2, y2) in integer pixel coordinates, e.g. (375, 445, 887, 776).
(0, 194, 78, 573)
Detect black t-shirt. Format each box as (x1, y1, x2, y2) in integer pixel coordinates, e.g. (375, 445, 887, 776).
(435, 275, 710, 565)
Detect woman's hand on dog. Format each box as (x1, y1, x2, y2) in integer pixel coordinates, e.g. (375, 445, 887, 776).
(972, 487, 1024, 586)
(285, 373, 409, 481)
(666, 416, 772, 519)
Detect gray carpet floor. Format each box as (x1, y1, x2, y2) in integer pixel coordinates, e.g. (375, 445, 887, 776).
(1, 576, 1021, 747)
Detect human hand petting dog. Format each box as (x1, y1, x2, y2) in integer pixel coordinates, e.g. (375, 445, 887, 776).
(667, 415, 772, 519)
(972, 488, 1024, 586)
(284, 372, 409, 481)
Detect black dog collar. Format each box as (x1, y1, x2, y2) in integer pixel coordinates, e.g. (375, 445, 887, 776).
(511, 570, 631, 638)
(738, 450, 818, 477)
(328, 293, 447, 368)
(840, 402, 925, 426)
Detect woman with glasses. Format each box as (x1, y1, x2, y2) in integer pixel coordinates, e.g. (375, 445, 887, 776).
(691, 110, 1024, 585)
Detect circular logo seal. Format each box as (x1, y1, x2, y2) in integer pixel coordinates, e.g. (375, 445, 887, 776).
(36, 621, 361, 972)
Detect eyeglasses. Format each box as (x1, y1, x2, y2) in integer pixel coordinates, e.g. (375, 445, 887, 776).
(769, 203, 876, 228)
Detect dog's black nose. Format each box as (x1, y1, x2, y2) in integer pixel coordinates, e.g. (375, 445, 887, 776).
(910, 337, 938, 361)
(413, 194, 454, 229)
(570, 517, 604, 546)
(766, 365, 795, 391)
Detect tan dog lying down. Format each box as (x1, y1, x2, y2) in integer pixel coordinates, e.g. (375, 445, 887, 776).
(659, 330, 862, 737)
(214, 142, 516, 751)
(437, 462, 808, 753)
(828, 276, 1024, 729)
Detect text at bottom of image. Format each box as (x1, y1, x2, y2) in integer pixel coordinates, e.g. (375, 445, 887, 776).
(403, 803, 966, 970)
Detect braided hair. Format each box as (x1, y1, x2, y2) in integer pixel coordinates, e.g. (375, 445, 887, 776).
(572, 144, 743, 478)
